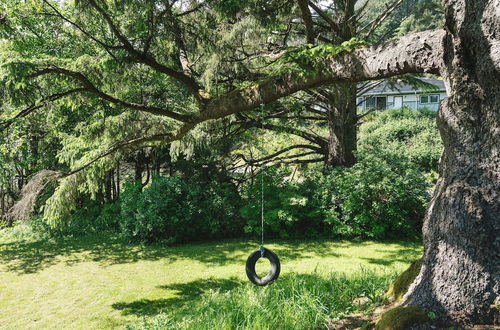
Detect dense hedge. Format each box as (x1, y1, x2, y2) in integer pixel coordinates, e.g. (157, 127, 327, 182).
(240, 154, 429, 240)
(119, 177, 243, 244)
(358, 108, 443, 174)
(240, 167, 326, 239)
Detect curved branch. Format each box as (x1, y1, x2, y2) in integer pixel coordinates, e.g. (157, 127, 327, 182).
(176, 3, 206, 17)
(29, 66, 193, 122)
(1, 88, 87, 130)
(49, 30, 446, 178)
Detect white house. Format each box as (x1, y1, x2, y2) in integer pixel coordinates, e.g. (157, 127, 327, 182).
(357, 78, 447, 111)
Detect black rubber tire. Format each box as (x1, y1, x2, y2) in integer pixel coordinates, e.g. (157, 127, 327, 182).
(245, 247, 281, 286)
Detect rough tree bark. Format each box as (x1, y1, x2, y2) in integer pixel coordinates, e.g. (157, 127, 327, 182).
(403, 0, 500, 325)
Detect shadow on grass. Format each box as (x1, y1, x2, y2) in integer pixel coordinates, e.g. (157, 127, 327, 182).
(0, 234, 421, 274)
(360, 244, 422, 266)
(0, 236, 340, 274)
(112, 277, 242, 316)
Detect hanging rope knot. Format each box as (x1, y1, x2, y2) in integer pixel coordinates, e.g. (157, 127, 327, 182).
(259, 245, 265, 257)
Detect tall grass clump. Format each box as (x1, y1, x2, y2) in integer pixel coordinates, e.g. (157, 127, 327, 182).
(128, 269, 396, 330)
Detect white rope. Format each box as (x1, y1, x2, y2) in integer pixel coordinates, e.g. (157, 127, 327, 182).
(260, 99, 265, 248)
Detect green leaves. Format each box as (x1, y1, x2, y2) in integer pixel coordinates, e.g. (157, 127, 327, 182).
(119, 176, 243, 244)
(269, 38, 367, 78)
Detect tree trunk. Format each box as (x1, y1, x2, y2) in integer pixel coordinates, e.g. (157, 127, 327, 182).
(104, 170, 112, 203)
(322, 2, 357, 169)
(404, 0, 500, 325)
(134, 150, 147, 188)
(324, 82, 357, 168)
(115, 161, 120, 199)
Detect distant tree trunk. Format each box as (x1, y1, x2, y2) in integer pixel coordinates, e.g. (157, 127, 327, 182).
(404, 0, 500, 325)
(110, 169, 116, 201)
(142, 163, 151, 189)
(134, 150, 147, 189)
(0, 190, 5, 218)
(115, 161, 120, 199)
(104, 170, 112, 203)
(324, 82, 357, 168)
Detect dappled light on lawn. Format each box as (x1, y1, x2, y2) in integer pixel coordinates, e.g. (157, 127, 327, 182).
(0, 235, 421, 329)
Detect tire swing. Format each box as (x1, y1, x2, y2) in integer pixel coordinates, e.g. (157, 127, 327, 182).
(245, 97, 281, 286)
(246, 246, 280, 286)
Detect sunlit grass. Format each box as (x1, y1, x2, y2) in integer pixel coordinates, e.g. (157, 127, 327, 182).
(128, 270, 394, 330)
(0, 233, 421, 329)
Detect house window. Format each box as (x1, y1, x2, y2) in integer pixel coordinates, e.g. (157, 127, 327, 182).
(376, 97, 387, 109)
(365, 97, 376, 109)
(420, 95, 439, 104)
(365, 96, 386, 109)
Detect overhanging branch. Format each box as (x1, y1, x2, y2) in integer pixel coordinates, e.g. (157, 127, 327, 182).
(29, 66, 193, 122)
(1, 88, 87, 130)
(200, 30, 445, 122)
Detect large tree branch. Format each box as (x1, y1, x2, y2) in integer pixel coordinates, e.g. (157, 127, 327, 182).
(200, 30, 445, 122)
(29, 67, 193, 122)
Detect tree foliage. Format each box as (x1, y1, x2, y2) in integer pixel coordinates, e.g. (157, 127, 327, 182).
(0, 0, 444, 226)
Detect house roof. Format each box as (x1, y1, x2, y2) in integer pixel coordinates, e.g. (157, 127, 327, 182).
(359, 78, 446, 96)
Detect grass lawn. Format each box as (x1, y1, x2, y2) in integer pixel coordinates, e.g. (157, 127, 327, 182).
(0, 234, 421, 329)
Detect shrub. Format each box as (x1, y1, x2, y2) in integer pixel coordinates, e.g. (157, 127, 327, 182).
(359, 108, 443, 173)
(36, 201, 120, 238)
(119, 176, 243, 244)
(0, 218, 51, 243)
(239, 167, 325, 239)
(319, 153, 430, 239)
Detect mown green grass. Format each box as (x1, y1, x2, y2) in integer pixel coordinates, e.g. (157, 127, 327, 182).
(0, 231, 421, 329)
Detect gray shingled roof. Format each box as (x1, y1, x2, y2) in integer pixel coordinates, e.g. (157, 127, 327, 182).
(360, 78, 446, 96)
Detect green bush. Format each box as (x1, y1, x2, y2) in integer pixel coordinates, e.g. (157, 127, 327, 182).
(239, 167, 325, 239)
(34, 201, 120, 238)
(319, 153, 430, 239)
(359, 108, 443, 173)
(119, 176, 243, 244)
(0, 218, 51, 243)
